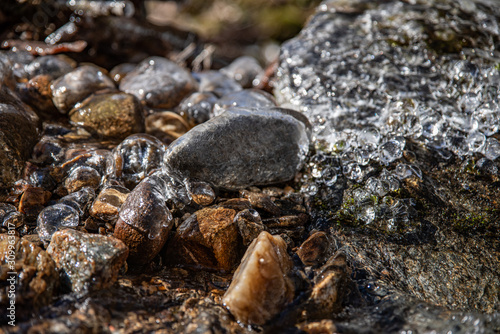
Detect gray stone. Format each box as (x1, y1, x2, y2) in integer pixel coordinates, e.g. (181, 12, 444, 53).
(119, 56, 197, 108)
(165, 107, 311, 189)
(47, 229, 128, 295)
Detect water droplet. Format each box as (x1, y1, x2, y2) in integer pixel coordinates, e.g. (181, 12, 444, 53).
(483, 137, 500, 161)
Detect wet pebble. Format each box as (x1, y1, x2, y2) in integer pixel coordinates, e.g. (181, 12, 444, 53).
(169, 207, 240, 271)
(112, 134, 166, 189)
(51, 65, 116, 113)
(90, 184, 130, 221)
(25, 55, 73, 80)
(195, 71, 242, 97)
(18, 186, 52, 219)
(296, 231, 331, 267)
(69, 92, 144, 139)
(222, 231, 294, 325)
(63, 165, 101, 193)
(114, 173, 172, 265)
(220, 56, 263, 88)
(0, 87, 40, 188)
(47, 229, 128, 295)
(186, 180, 216, 206)
(177, 92, 217, 125)
(165, 107, 311, 189)
(0, 203, 23, 228)
(109, 62, 136, 84)
(119, 56, 197, 108)
(37, 203, 80, 242)
(234, 209, 265, 246)
(212, 89, 276, 117)
(0, 235, 59, 308)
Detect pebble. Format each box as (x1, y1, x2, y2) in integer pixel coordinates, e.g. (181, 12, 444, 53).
(234, 209, 265, 246)
(195, 71, 242, 97)
(185, 180, 216, 206)
(220, 56, 263, 88)
(176, 92, 218, 125)
(296, 231, 331, 267)
(47, 229, 128, 295)
(114, 173, 172, 265)
(0, 203, 23, 228)
(18, 186, 52, 218)
(0, 87, 40, 188)
(69, 92, 144, 139)
(51, 65, 116, 113)
(222, 231, 294, 325)
(90, 185, 130, 221)
(212, 89, 276, 117)
(25, 55, 74, 80)
(37, 203, 80, 242)
(165, 107, 311, 189)
(63, 165, 101, 193)
(119, 56, 197, 108)
(171, 207, 240, 271)
(0, 235, 59, 308)
(109, 62, 136, 84)
(112, 134, 166, 189)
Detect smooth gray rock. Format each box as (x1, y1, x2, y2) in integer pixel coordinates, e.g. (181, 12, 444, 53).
(164, 107, 311, 189)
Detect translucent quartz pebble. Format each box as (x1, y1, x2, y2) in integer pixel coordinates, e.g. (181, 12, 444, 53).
(25, 55, 73, 80)
(185, 180, 216, 206)
(212, 89, 276, 117)
(119, 56, 197, 108)
(51, 65, 116, 113)
(112, 134, 166, 189)
(164, 107, 311, 189)
(483, 137, 500, 161)
(474, 102, 499, 136)
(37, 203, 80, 242)
(177, 92, 218, 125)
(58, 187, 95, 216)
(195, 71, 242, 97)
(222, 231, 294, 325)
(220, 56, 263, 88)
(0, 203, 23, 228)
(378, 140, 403, 165)
(69, 92, 144, 139)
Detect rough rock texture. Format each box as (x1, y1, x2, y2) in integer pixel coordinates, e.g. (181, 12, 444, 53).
(0, 234, 58, 311)
(119, 56, 197, 108)
(47, 229, 128, 295)
(69, 92, 144, 139)
(0, 86, 40, 188)
(222, 231, 294, 325)
(165, 107, 311, 189)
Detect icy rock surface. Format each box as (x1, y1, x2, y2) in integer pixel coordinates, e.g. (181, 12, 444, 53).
(275, 0, 500, 331)
(165, 107, 311, 189)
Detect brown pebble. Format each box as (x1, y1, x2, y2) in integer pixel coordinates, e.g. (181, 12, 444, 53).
(296, 231, 331, 267)
(19, 186, 51, 217)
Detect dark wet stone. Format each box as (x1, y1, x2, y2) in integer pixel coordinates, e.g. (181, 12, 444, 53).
(212, 89, 276, 117)
(0, 86, 40, 188)
(47, 229, 128, 295)
(241, 189, 281, 216)
(114, 173, 172, 265)
(63, 165, 101, 193)
(176, 92, 218, 125)
(69, 92, 144, 139)
(234, 209, 265, 246)
(25, 55, 73, 80)
(195, 71, 242, 97)
(109, 62, 136, 84)
(220, 56, 263, 88)
(51, 65, 116, 113)
(222, 231, 294, 325)
(58, 187, 96, 216)
(119, 56, 197, 108)
(165, 107, 311, 189)
(112, 133, 166, 189)
(0, 234, 59, 309)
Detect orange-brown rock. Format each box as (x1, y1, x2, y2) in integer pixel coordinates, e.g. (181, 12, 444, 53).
(296, 231, 331, 267)
(90, 185, 130, 221)
(18, 186, 52, 218)
(222, 231, 294, 325)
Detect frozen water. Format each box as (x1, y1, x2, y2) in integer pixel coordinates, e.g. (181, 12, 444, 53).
(37, 203, 80, 242)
